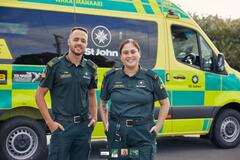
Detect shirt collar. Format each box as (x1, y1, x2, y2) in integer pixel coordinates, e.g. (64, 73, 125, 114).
(63, 53, 72, 67)
(120, 65, 145, 79)
(135, 66, 145, 79)
(64, 52, 86, 68)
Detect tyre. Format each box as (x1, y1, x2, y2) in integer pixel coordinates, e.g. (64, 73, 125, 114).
(212, 109, 240, 148)
(0, 116, 48, 160)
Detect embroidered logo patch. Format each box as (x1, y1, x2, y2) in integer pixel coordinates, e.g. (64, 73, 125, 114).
(83, 72, 91, 80)
(136, 80, 146, 88)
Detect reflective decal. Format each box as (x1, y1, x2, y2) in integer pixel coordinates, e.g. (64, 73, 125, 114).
(0, 70, 7, 85)
(91, 25, 111, 48)
(192, 75, 199, 84)
(12, 71, 42, 83)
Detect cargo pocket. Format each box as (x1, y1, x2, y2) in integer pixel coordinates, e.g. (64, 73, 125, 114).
(48, 146, 59, 160)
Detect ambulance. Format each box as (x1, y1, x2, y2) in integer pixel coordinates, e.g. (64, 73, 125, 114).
(0, 0, 240, 159)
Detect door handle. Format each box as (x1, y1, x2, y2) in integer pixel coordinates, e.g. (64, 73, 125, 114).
(173, 75, 186, 80)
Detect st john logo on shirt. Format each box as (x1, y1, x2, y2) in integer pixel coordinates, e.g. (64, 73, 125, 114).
(136, 80, 146, 88)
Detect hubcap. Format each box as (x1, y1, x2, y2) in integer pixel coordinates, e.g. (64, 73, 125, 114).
(220, 117, 240, 143)
(6, 127, 38, 160)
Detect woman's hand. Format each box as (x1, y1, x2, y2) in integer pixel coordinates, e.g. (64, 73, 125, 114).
(149, 124, 161, 135)
(88, 118, 97, 127)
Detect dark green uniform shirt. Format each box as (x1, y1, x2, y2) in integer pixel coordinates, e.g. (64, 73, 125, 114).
(40, 54, 98, 116)
(100, 67, 168, 118)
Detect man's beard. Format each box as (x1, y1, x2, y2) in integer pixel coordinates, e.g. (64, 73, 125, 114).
(70, 47, 84, 56)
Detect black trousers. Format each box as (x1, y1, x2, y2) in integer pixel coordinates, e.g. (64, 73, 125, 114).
(107, 119, 157, 160)
(48, 119, 94, 160)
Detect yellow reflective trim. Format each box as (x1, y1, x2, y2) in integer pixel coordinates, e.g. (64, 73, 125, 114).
(12, 90, 51, 109)
(205, 91, 240, 106)
(12, 90, 37, 108)
(172, 119, 205, 133)
(0, 39, 13, 59)
(149, 0, 161, 15)
(167, 70, 205, 91)
(132, 0, 145, 14)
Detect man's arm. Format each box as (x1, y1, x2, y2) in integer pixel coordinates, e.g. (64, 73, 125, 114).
(88, 89, 97, 127)
(35, 87, 64, 132)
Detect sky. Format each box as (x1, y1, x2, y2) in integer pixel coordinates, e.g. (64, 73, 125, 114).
(171, 0, 240, 19)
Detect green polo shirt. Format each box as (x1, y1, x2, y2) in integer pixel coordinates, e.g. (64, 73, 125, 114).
(100, 67, 168, 118)
(40, 54, 98, 116)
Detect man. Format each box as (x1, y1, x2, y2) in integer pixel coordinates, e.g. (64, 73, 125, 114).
(35, 27, 98, 160)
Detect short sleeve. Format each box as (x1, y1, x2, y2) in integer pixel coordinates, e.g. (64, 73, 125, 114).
(39, 65, 54, 89)
(100, 75, 110, 101)
(153, 76, 168, 101)
(88, 71, 98, 89)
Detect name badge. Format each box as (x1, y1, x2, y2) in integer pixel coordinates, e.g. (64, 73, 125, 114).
(113, 81, 125, 89)
(60, 71, 71, 79)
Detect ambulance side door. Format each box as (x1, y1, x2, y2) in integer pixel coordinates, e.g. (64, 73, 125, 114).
(166, 19, 207, 134)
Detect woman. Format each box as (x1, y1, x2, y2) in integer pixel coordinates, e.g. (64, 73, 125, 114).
(99, 39, 169, 160)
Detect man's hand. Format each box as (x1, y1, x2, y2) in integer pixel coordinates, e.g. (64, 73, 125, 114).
(47, 121, 64, 133)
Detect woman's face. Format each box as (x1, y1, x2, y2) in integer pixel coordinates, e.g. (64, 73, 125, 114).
(120, 43, 141, 69)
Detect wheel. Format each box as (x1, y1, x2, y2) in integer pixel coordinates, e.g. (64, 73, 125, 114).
(0, 116, 48, 160)
(212, 109, 240, 148)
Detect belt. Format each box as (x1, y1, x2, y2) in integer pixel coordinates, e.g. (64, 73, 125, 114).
(55, 114, 89, 123)
(110, 114, 153, 127)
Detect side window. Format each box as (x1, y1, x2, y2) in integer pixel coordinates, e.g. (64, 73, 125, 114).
(0, 7, 74, 65)
(76, 14, 157, 68)
(199, 36, 215, 71)
(171, 25, 216, 72)
(0, 7, 158, 68)
(171, 25, 200, 68)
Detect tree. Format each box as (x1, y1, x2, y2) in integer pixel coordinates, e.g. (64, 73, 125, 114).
(192, 14, 240, 71)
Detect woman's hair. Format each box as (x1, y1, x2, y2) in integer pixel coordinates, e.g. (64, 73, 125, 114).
(119, 39, 141, 54)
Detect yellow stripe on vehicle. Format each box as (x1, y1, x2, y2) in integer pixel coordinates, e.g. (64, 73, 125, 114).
(149, 0, 161, 15)
(132, 0, 145, 14)
(0, 39, 13, 59)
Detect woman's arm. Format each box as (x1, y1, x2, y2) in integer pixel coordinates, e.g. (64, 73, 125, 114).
(99, 99, 109, 131)
(150, 98, 170, 133)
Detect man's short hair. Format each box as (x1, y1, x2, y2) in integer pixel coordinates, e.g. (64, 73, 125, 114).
(70, 26, 88, 35)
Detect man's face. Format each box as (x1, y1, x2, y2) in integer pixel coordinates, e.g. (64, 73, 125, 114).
(68, 30, 88, 56)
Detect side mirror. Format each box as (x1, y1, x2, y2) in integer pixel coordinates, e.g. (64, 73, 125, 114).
(217, 53, 225, 72)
